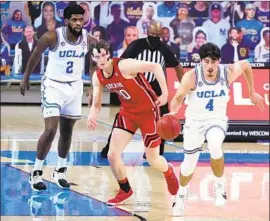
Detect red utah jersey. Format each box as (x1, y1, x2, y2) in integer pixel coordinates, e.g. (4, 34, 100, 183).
(96, 58, 158, 113)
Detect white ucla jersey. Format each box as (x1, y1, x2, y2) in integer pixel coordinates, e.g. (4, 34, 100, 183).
(45, 27, 88, 81)
(185, 65, 230, 121)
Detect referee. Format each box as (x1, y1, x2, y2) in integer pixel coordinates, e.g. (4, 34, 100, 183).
(101, 21, 184, 158)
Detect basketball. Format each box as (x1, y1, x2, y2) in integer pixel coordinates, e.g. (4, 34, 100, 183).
(157, 114, 181, 140)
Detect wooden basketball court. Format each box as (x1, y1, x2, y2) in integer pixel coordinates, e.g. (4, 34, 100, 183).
(1, 105, 269, 221)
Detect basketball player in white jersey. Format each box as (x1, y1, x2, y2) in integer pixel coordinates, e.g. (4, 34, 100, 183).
(20, 4, 97, 191)
(170, 43, 265, 216)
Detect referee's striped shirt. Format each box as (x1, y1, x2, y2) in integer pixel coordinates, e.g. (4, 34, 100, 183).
(120, 38, 179, 83)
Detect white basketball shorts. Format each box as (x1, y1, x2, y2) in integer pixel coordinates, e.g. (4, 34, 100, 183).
(183, 118, 228, 154)
(41, 76, 83, 119)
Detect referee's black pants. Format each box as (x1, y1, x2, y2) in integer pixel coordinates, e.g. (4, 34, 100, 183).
(101, 79, 169, 158)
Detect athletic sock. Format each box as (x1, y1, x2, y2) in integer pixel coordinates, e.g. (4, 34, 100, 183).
(118, 178, 131, 193)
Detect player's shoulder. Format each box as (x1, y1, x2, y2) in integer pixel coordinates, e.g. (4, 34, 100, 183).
(181, 68, 196, 89)
(42, 30, 58, 41)
(187, 67, 196, 77)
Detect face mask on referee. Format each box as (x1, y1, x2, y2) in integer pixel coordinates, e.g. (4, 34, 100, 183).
(147, 35, 161, 49)
(146, 21, 162, 49)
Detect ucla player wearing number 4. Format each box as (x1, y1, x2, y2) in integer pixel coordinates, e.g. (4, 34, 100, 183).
(20, 5, 97, 191)
(87, 40, 179, 204)
(170, 43, 265, 216)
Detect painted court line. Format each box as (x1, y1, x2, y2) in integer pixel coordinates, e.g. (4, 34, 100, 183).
(2, 165, 146, 220)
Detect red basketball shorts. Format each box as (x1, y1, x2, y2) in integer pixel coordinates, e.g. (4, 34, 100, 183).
(113, 107, 161, 148)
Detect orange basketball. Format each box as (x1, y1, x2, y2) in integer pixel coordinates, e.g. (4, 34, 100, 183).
(157, 114, 181, 140)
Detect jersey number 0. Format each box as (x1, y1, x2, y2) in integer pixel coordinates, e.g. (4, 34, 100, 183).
(116, 89, 131, 100)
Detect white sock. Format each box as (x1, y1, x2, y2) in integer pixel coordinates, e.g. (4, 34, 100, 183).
(215, 176, 225, 184)
(34, 158, 44, 171)
(56, 156, 67, 170)
(179, 184, 189, 195)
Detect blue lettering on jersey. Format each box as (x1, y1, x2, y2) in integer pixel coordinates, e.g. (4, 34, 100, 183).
(197, 89, 226, 98)
(59, 50, 85, 58)
(219, 28, 226, 36)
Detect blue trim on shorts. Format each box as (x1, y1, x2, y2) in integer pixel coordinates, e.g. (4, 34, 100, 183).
(184, 147, 203, 154)
(41, 76, 61, 110)
(204, 125, 227, 137)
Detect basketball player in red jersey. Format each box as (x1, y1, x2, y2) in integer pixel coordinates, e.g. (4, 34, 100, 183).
(87, 40, 179, 204)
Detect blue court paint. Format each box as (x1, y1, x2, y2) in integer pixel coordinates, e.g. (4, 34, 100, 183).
(1, 151, 269, 166)
(0, 165, 131, 216)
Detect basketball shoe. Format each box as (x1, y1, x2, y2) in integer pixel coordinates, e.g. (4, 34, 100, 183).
(107, 189, 133, 205)
(29, 170, 47, 191)
(52, 167, 70, 189)
(171, 185, 189, 216)
(213, 181, 227, 206)
(165, 163, 179, 195)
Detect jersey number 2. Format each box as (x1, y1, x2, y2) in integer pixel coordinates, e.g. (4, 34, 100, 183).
(206, 99, 214, 111)
(66, 61, 73, 74)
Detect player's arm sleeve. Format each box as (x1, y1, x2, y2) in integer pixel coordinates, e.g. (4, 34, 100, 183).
(14, 43, 22, 74)
(120, 41, 138, 59)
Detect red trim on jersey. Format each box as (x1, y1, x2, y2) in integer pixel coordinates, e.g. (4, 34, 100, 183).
(134, 74, 157, 104)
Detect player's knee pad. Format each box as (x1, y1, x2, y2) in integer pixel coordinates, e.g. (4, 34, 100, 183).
(206, 127, 225, 160)
(180, 151, 200, 177)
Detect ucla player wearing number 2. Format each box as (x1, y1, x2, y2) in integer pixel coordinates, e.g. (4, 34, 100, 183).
(87, 40, 179, 204)
(19, 5, 97, 191)
(170, 43, 265, 216)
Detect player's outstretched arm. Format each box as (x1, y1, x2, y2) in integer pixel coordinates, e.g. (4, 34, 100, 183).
(170, 69, 195, 114)
(20, 31, 57, 96)
(87, 72, 103, 130)
(227, 60, 265, 111)
(119, 59, 168, 106)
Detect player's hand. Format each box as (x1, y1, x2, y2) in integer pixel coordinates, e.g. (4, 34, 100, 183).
(86, 88, 93, 106)
(250, 92, 265, 112)
(20, 79, 30, 96)
(155, 94, 168, 107)
(87, 114, 98, 130)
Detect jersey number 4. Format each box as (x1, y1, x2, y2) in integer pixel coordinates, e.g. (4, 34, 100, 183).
(66, 61, 73, 74)
(206, 99, 214, 111)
